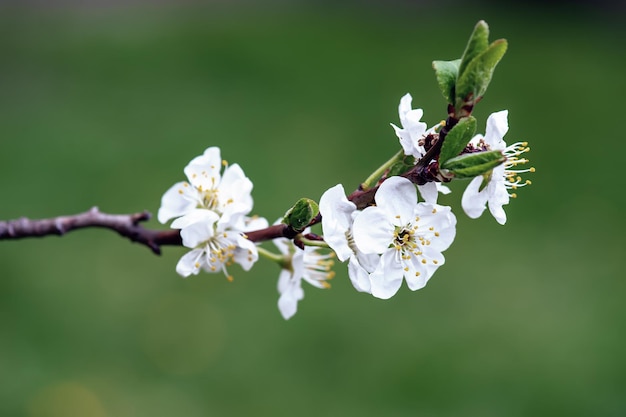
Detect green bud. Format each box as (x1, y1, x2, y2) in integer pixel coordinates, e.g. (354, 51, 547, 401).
(439, 116, 477, 165)
(283, 198, 319, 232)
(440, 150, 505, 179)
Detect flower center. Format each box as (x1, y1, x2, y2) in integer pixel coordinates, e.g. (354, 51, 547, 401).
(201, 188, 219, 211)
(194, 232, 239, 281)
(392, 221, 426, 257)
(391, 216, 442, 271)
(193, 176, 221, 211)
(502, 141, 535, 198)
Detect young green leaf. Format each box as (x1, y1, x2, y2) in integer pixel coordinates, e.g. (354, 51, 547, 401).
(440, 149, 505, 179)
(432, 59, 461, 104)
(455, 39, 508, 111)
(439, 116, 477, 165)
(458, 20, 490, 79)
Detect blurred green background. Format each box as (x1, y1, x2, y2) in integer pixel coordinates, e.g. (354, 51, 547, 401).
(1, 1, 624, 416)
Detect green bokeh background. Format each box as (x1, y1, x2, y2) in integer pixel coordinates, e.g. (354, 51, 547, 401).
(1, 2, 624, 416)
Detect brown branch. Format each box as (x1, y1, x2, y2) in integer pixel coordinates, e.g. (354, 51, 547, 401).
(245, 224, 295, 242)
(0, 206, 311, 253)
(0, 207, 181, 255)
(244, 213, 322, 248)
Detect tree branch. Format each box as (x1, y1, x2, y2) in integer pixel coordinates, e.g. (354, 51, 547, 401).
(0, 206, 315, 254)
(0, 207, 181, 255)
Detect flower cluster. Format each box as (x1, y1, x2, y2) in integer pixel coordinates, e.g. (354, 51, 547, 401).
(318, 95, 532, 300)
(320, 177, 456, 299)
(158, 148, 334, 319)
(158, 19, 534, 319)
(158, 147, 267, 280)
(158, 93, 532, 319)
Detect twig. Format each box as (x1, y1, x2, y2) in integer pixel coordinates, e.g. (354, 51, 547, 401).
(0, 207, 181, 255)
(0, 207, 311, 253)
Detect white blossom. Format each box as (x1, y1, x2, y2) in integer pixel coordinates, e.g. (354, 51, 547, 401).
(158, 146, 253, 227)
(319, 184, 379, 293)
(391, 94, 450, 203)
(391, 93, 428, 159)
(461, 110, 532, 225)
(352, 176, 456, 299)
(171, 209, 266, 280)
(274, 230, 334, 320)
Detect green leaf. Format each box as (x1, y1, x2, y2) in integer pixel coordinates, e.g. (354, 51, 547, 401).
(432, 59, 461, 104)
(455, 39, 508, 110)
(283, 198, 319, 232)
(439, 116, 477, 165)
(440, 150, 506, 179)
(458, 20, 490, 79)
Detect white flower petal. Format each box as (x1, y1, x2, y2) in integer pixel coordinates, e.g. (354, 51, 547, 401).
(461, 176, 489, 219)
(278, 270, 304, 320)
(488, 194, 508, 225)
(437, 183, 452, 195)
(347, 255, 374, 294)
(369, 251, 404, 299)
(398, 93, 413, 116)
(392, 94, 429, 159)
(319, 184, 357, 262)
(175, 249, 205, 277)
(232, 234, 258, 271)
(417, 182, 439, 204)
(219, 164, 253, 214)
(352, 206, 394, 254)
(403, 255, 428, 291)
(277, 249, 305, 320)
(403, 109, 426, 134)
(173, 210, 220, 248)
(484, 110, 509, 149)
(374, 176, 417, 224)
(184, 147, 222, 190)
(421, 245, 445, 276)
(391, 123, 418, 158)
(179, 224, 212, 248)
(157, 181, 199, 224)
(171, 209, 219, 230)
(244, 216, 269, 231)
(415, 203, 457, 251)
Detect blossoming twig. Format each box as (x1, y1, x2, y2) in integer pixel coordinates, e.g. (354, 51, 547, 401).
(1, 21, 534, 320)
(0, 207, 181, 255)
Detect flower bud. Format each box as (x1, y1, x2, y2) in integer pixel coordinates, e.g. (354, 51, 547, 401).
(283, 198, 319, 232)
